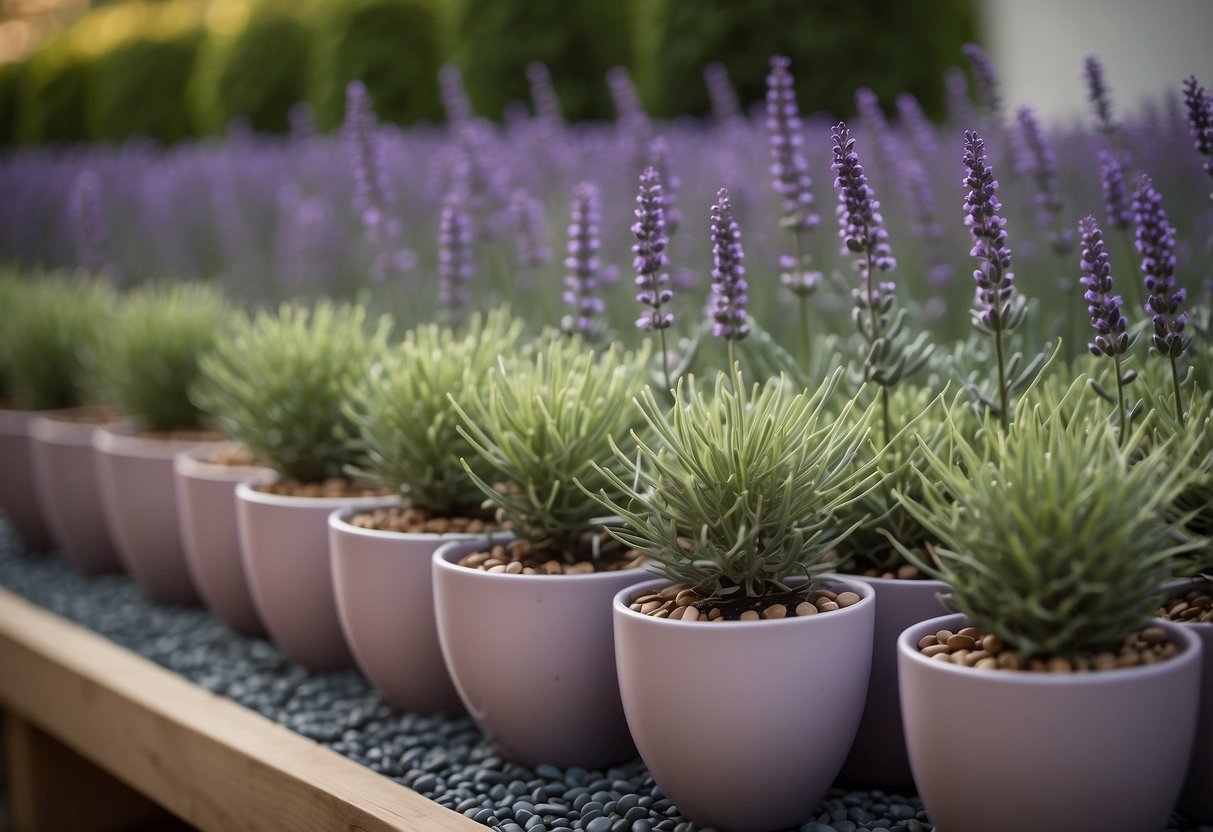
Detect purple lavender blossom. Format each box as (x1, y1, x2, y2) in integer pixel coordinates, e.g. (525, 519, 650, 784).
(896, 92, 938, 160)
(830, 122, 894, 273)
(345, 80, 405, 282)
(68, 170, 107, 277)
(944, 67, 975, 129)
(709, 188, 748, 341)
(607, 66, 650, 145)
(633, 167, 672, 333)
(1182, 75, 1213, 179)
(437, 191, 473, 325)
(962, 43, 1004, 126)
(562, 182, 605, 339)
(1016, 107, 1074, 254)
(648, 135, 682, 238)
(508, 188, 550, 289)
(526, 62, 564, 125)
(765, 56, 818, 234)
(1133, 175, 1190, 359)
(1099, 151, 1133, 231)
(288, 102, 316, 141)
(439, 64, 475, 125)
(1079, 216, 1129, 357)
(963, 130, 1023, 335)
(703, 62, 741, 122)
(1083, 55, 1116, 138)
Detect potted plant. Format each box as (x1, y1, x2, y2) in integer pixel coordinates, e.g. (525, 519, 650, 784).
(593, 367, 881, 832)
(0, 273, 115, 564)
(192, 299, 394, 670)
(893, 393, 1204, 832)
(330, 308, 523, 714)
(432, 333, 652, 768)
(89, 282, 230, 604)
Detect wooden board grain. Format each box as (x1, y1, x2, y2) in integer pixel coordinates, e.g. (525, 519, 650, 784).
(0, 587, 482, 832)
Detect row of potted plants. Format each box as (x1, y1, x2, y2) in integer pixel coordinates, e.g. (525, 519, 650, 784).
(0, 268, 1210, 831)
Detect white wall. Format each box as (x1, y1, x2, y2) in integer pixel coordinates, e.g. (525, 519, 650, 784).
(982, 0, 1213, 126)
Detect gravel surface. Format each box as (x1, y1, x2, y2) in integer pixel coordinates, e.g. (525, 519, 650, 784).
(1, 522, 1209, 832)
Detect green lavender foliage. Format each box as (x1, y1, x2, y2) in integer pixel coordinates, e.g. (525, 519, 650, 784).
(1143, 381, 1213, 574)
(193, 299, 391, 483)
(90, 282, 227, 431)
(588, 368, 881, 598)
(451, 333, 651, 558)
(345, 308, 524, 514)
(0, 273, 114, 410)
(891, 381, 1205, 656)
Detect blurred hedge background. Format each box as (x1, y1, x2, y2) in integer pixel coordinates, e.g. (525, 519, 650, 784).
(0, 0, 977, 145)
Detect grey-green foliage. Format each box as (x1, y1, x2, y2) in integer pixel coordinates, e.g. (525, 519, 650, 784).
(451, 333, 651, 559)
(193, 299, 391, 483)
(891, 380, 1205, 657)
(0, 273, 114, 410)
(1143, 382, 1213, 574)
(90, 282, 227, 431)
(345, 308, 524, 514)
(589, 368, 881, 598)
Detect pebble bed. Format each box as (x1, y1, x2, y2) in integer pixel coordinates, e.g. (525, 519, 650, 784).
(0, 522, 1209, 832)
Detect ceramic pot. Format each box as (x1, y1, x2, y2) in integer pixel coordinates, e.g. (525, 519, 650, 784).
(433, 537, 652, 768)
(93, 423, 216, 605)
(840, 575, 951, 786)
(30, 412, 121, 574)
(236, 482, 395, 671)
(899, 612, 1201, 832)
(1169, 578, 1213, 822)
(174, 443, 275, 636)
(329, 507, 475, 715)
(0, 407, 55, 550)
(613, 575, 876, 832)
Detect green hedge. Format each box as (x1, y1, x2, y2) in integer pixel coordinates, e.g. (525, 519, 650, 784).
(190, 13, 311, 135)
(0, 61, 27, 145)
(450, 0, 630, 121)
(16, 47, 92, 144)
(309, 0, 443, 131)
(634, 0, 977, 119)
(87, 30, 203, 144)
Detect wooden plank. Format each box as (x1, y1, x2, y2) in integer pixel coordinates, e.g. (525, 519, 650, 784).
(0, 587, 482, 832)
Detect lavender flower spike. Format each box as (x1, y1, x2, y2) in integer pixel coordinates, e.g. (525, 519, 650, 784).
(1079, 217, 1129, 358)
(1099, 150, 1133, 231)
(633, 167, 672, 333)
(765, 56, 818, 234)
(68, 170, 107, 277)
(1182, 75, 1213, 180)
(704, 62, 741, 122)
(1133, 175, 1189, 360)
(962, 43, 1004, 126)
(963, 130, 1022, 335)
(709, 188, 748, 342)
(437, 191, 473, 325)
(1017, 107, 1073, 254)
(562, 182, 605, 340)
(508, 188, 550, 290)
(1083, 55, 1116, 138)
(830, 122, 894, 273)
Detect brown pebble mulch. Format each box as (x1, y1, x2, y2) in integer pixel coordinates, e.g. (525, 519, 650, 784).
(351, 505, 498, 535)
(627, 583, 863, 621)
(858, 563, 925, 580)
(457, 538, 647, 575)
(255, 477, 391, 499)
(1157, 586, 1213, 624)
(916, 625, 1181, 672)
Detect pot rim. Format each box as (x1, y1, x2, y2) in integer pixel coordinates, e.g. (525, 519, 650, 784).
(94, 420, 224, 457)
(234, 479, 398, 509)
(329, 504, 490, 541)
(897, 611, 1202, 685)
(432, 534, 658, 583)
(173, 442, 276, 481)
(612, 574, 875, 629)
(844, 572, 951, 588)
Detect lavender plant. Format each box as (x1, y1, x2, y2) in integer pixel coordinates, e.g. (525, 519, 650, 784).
(345, 80, 409, 284)
(1079, 216, 1136, 441)
(708, 187, 748, 369)
(1182, 75, 1213, 183)
(562, 181, 604, 342)
(344, 309, 523, 516)
(633, 167, 674, 391)
(451, 335, 651, 561)
(91, 282, 230, 433)
(1016, 107, 1073, 256)
(892, 390, 1204, 657)
(437, 190, 473, 326)
(586, 368, 879, 599)
(1083, 55, 1117, 139)
(193, 300, 392, 483)
(68, 171, 108, 278)
(962, 43, 1005, 129)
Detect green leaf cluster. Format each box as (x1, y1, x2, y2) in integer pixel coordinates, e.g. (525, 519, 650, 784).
(345, 309, 524, 514)
(452, 334, 651, 557)
(0, 272, 114, 411)
(590, 368, 880, 598)
(193, 299, 391, 483)
(90, 282, 227, 431)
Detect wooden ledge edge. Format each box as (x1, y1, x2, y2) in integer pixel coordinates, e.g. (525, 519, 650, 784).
(0, 586, 482, 832)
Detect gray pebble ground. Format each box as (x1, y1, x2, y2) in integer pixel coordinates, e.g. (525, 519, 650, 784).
(0, 522, 1209, 832)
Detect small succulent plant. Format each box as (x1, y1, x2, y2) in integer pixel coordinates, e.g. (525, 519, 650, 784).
(588, 368, 880, 599)
(193, 299, 392, 483)
(451, 333, 651, 561)
(0, 272, 114, 411)
(344, 308, 523, 515)
(91, 282, 228, 432)
(891, 384, 1205, 657)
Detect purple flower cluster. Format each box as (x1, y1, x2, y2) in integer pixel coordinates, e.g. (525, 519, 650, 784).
(647, 135, 682, 238)
(632, 167, 672, 332)
(1098, 151, 1133, 231)
(1183, 75, 1213, 179)
(765, 56, 818, 234)
(963, 130, 1023, 335)
(508, 189, 550, 289)
(526, 62, 563, 126)
(437, 191, 473, 324)
(345, 80, 407, 283)
(1133, 175, 1189, 358)
(709, 188, 748, 341)
(562, 182, 604, 339)
(703, 62, 741, 123)
(1016, 107, 1073, 254)
(896, 92, 937, 160)
(439, 64, 475, 126)
(1083, 55, 1116, 137)
(1079, 216, 1129, 357)
(830, 122, 894, 273)
(68, 170, 107, 278)
(962, 43, 1004, 126)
